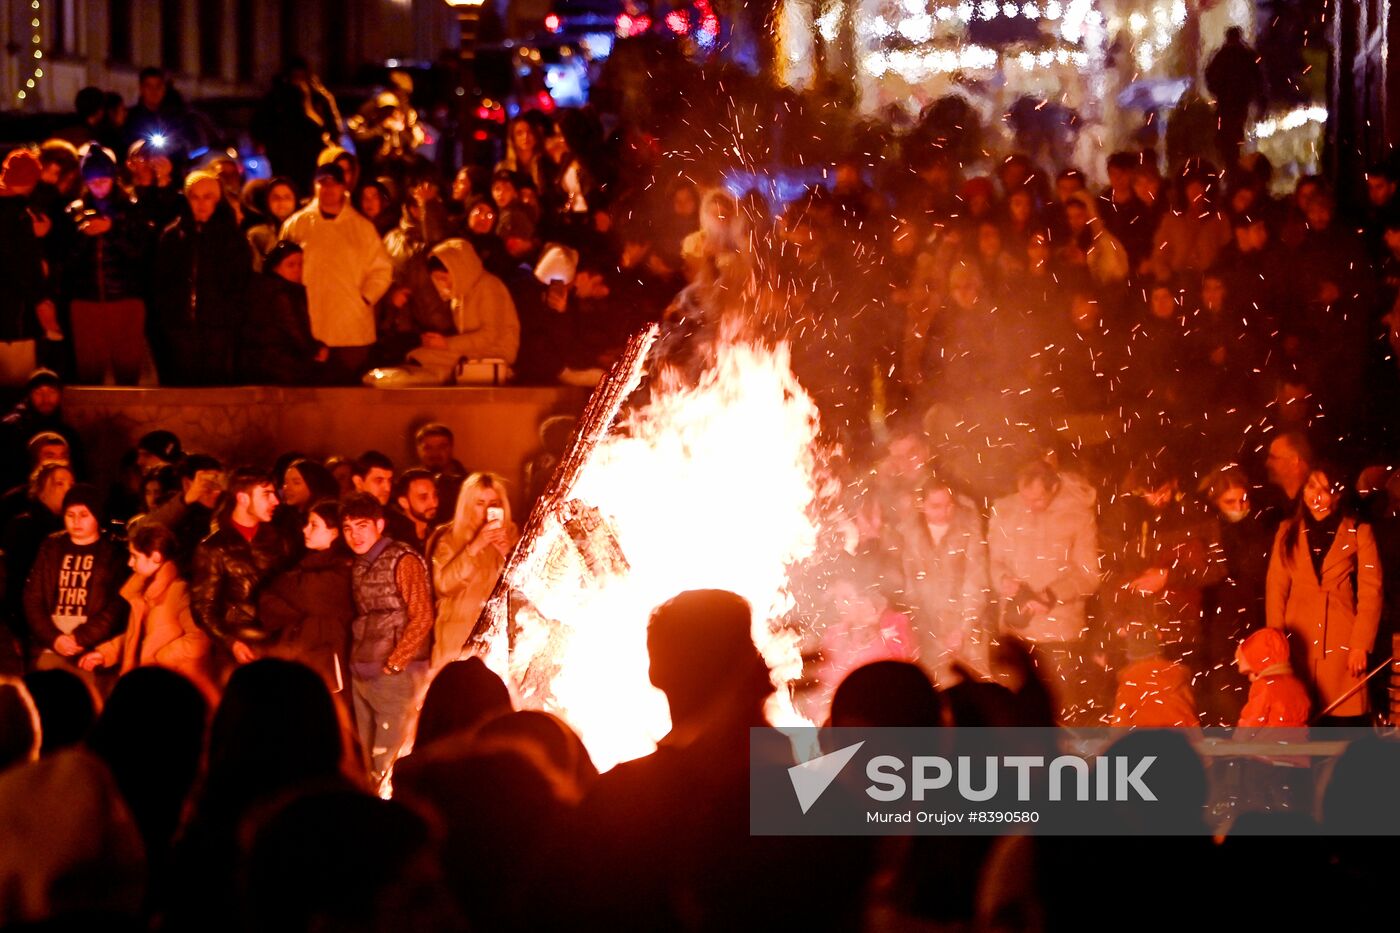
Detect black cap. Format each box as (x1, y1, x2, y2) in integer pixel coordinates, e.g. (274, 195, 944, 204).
(137, 430, 182, 463)
(25, 368, 61, 394)
(313, 162, 346, 185)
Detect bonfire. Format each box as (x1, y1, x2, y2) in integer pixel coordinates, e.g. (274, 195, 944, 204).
(472, 322, 833, 769)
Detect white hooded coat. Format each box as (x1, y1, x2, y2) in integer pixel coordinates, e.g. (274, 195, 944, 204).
(407, 238, 520, 378)
(281, 201, 394, 347)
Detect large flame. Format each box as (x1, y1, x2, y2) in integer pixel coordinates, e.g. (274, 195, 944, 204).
(498, 333, 827, 770)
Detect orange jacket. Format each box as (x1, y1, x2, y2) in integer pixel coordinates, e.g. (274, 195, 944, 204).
(1111, 657, 1198, 728)
(1236, 628, 1311, 727)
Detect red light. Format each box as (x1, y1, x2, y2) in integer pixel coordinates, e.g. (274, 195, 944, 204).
(475, 106, 492, 120)
(535, 90, 557, 114)
(616, 12, 651, 36)
(665, 9, 690, 34)
(544, 13, 562, 32)
(473, 130, 489, 141)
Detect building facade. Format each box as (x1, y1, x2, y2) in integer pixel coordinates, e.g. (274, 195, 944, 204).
(3, 0, 459, 113)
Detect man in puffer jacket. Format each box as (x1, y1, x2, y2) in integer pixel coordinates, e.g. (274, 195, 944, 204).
(190, 469, 293, 672)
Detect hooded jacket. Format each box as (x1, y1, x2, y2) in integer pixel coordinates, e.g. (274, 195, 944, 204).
(1110, 657, 1198, 728)
(1236, 627, 1311, 728)
(407, 239, 519, 378)
(257, 546, 355, 687)
(280, 200, 393, 347)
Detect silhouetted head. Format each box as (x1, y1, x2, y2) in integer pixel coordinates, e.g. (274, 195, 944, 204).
(648, 590, 772, 725)
(244, 790, 460, 933)
(475, 710, 598, 799)
(1102, 730, 1207, 834)
(90, 667, 208, 853)
(1324, 736, 1400, 836)
(23, 669, 97, 755)
(204, 660, 345, 819)
(830, 661, 943, 727)
(0, 678, 40, 773)
(414, 658, 513, 750)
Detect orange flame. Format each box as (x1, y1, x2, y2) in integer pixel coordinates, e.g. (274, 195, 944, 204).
(494, 334, 828, 769)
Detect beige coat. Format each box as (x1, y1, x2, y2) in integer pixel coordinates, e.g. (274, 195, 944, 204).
(987, 485, 1101, 644)
(896, 500, 990, 669)
(95, 562, 215, 694)
(1265, 517, 1382, 717)
(428, 479, 518, 669)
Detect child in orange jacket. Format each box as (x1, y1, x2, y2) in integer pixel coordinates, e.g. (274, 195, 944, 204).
(1110, 630, 1199, 728)
(1235, 628, 1311, 728)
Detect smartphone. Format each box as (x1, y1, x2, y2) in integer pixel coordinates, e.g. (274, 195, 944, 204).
(486, 506, 505, 524)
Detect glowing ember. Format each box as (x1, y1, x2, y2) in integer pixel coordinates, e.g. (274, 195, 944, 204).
(489, 329, 828, 770)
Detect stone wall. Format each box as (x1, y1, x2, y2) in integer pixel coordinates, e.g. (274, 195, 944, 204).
(62, 386, 591, 512)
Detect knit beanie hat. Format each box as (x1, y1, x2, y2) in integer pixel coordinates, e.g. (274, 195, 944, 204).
(61, 483, 103, 520)
(263, 239, 304, 275)
(79, 144, 119, 181)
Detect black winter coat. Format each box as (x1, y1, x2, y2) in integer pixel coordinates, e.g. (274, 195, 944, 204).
(151, 202, 252, 335)
(0, 194, 46, 342)
(190, 523, 293, 650)
(64, 191, 153, 302)
(242, 272, 323, 384)
(257, 547, 355, 685)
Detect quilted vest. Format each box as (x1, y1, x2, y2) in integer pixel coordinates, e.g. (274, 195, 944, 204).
(351, 538, 428, 675)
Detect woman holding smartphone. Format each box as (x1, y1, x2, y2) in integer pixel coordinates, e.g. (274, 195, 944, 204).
(428, 473, 518, 671)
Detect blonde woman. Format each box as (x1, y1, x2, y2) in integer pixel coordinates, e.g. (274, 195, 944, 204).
(428, 473, 518, 670)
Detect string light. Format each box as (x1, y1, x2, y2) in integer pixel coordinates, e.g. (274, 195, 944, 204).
(15, 0, 45, 106)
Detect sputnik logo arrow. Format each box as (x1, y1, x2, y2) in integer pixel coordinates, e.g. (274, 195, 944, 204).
(788, 741, 864, 814)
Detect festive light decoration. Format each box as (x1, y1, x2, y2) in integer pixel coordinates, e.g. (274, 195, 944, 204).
(15, 0, 45, 105)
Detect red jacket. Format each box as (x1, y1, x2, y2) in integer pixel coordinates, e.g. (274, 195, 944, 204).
(1111, 657, 1198, 728)
(1236, 628, 1311, 727)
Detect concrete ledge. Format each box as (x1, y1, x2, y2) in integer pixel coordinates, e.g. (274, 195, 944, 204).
(63, 386, 592, 508)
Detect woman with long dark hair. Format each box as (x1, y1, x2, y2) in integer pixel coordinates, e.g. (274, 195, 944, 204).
(1265, 463, 1383, 724)
(258, 500, 355, 699)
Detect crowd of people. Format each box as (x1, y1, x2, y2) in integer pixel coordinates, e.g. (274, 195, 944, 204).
(0, 64, 670, 388)
(1, 40, 1400, 930)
